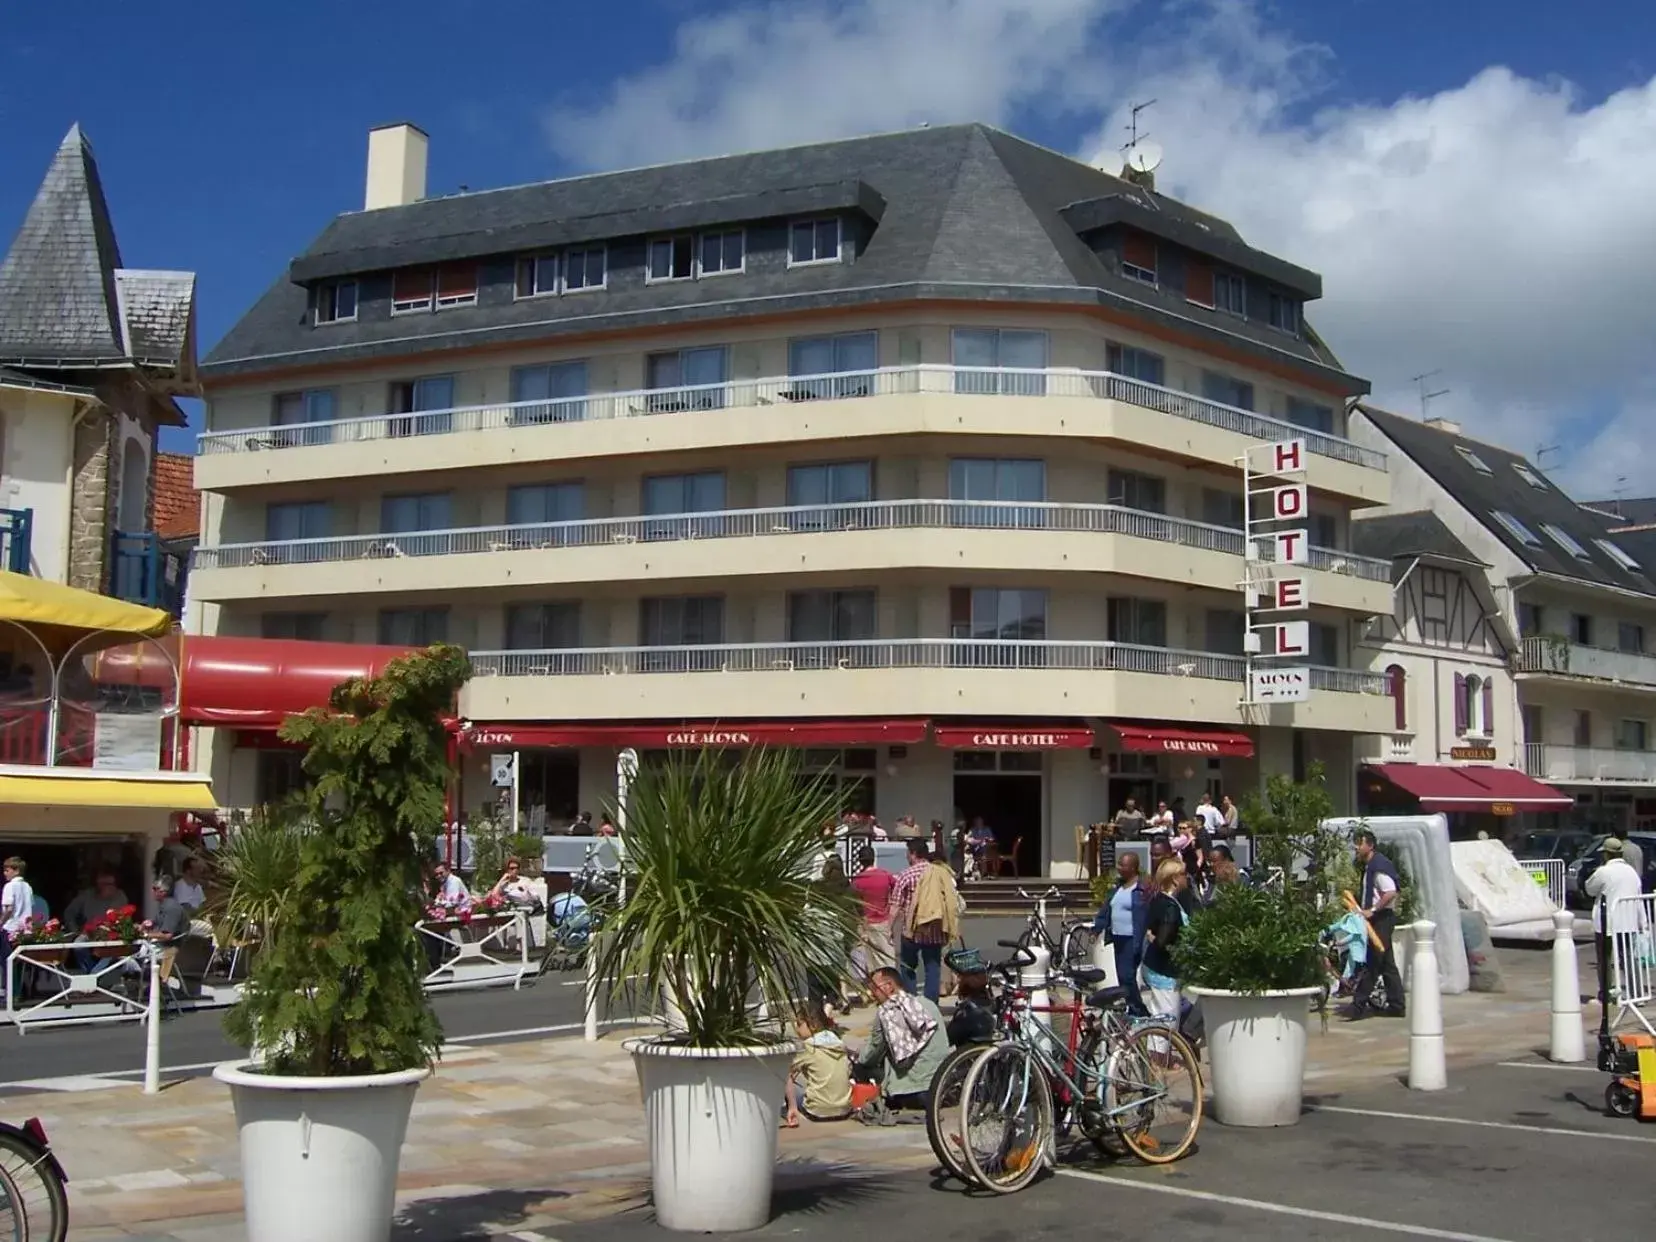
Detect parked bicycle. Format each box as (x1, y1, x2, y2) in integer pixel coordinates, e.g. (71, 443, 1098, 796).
(1011, 886, 1098, 974)
(0, 1116, 68, 1241)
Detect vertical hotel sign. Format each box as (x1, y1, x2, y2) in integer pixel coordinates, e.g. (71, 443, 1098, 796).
(1240, 438, 1312, 705)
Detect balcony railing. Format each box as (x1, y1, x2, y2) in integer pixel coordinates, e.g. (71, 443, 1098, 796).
(196, 365, 1387, 471)
(1523, 742, 1656, 784)
(0, 508, 31, 574)
(1515, 636, 1656, 689)
(191, 499, 1390, 581)
(467, 637, 1388, 695)
(112, 531, 185, 616)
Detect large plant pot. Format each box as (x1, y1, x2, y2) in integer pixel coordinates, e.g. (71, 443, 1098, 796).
(1189, 986, 1321, 1128)
(213, 1060, 429, 1242)
(626, 1037, 795, 1232)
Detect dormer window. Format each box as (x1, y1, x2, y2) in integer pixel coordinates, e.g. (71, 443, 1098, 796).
(515, 253, 559, 299)
(648, 235, 696, 283)
(789, 218, 842, 266)
(392, 265, 476, 314)
(564, 245, 606, 292)
(1267, 292, 1301, 335)
(435, 264, 477, 308)
(314, 280, 358, 325)
(1214, 272, 1246, 317)
(1121, 232, 1156, 285)
(699, 230, 745, 276)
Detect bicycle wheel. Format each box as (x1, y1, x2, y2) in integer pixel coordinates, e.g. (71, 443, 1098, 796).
(926, 1043, 991, 1182)
(0, 1131, 66, 1242)
(1058, 922, 1099, 973)
(1110, 1024, 1203, 1165)
(1073, 1029, 1129, 1157)
(959, 1043, 1054, 1195)
(0, 1161, 28, 1242)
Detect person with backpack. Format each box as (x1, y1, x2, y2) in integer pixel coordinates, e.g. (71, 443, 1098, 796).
(1348, 828, 1406, 1020)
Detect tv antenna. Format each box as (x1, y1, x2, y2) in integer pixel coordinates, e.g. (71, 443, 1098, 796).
(1535, 444, 1561, 468)
(1410, 370, 1450, 419)
(1119, 99, 1162, 192)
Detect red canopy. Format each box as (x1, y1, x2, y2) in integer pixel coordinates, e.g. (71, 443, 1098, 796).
(1364, 764, 1571, 813)
(457, 718, 930, 750)
(180, 637, 414, 728)
(1109, 723, 1255, 758)
(932, 725, 1094, 750)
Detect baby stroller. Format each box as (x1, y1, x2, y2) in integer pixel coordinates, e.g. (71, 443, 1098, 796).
(1321, 910, 1381, 1008)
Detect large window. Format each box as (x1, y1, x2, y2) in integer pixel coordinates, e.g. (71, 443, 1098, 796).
(786, 460, 872, 529)
(1107, 469, 1166, 514)
(1619, 622, 1645, 655)
(1202, 488, 1245, 530)
(1120, 232, 1157, 284)
(639, 596, 725, 669)
(265, 501, 331, 545)
(1309, 622, 1339, 666)
(787, 332, 877, 399)
(381, 492, 453, 556)
(389, 375, 455, 437)
(951, 587, 1047, 643)
(505, 602, 581, 650)
(273, 389, 336, 447)
(951, 329, 1048, 395)
(314, 280, 357, 325)
(1106, 343, 1165, 386)
(507, 482, 584, 527)
(378, 607, 449, 646)
(643, 472, 726, 540)
(390, 264, 477, 313)
(1106, 596, 1167, 648)
(1267, 292, 1302, 335)
(787, 589, 876, 646)
(1617, 719, 1649, 752)
(647, 347, 728, 411)
(1214, 271, 1246, 317)
(261, 612, 328, 642)
(950, 457, 1045, 528)
(1201, 370, 1255, 411)
(563, 245, 606, 291)
(700, 230, 745, 275)
(515, 252, 559, 299)
(1286, 397, 1334, 434)
(789, 218, 842, 265)
(1205, 609, 1246, 656)
(647, 235, 696, 283)
(510, 361, 588, 424)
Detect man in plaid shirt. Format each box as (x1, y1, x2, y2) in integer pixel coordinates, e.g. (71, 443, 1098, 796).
(891, 838, 946, 1000)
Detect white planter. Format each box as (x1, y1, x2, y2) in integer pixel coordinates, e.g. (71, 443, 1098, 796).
(213, 1060, 429, 1242)
(627, 1037, 795, 1232)
(1188, 986, 1321, 1128)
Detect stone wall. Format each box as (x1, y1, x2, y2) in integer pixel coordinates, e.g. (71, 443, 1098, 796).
(67, 407, 113, 593)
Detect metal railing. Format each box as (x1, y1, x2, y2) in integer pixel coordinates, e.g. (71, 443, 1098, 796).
(112, 530, 185, 616)
(1607, 893, 1653, 1035)
(1523, 742, 1656, 784)
(417, 910, 532, 993)
(1519, 858, 1566, 910)
(467, 637, 1387, 695)
(0, 508, 32, 575)
(1516, 636, 1656, 688)
(196, 364, 1386, 471)
(191, 498, 1389, 581)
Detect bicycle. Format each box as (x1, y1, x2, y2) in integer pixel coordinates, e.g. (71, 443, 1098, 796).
(0, 1118, 67, 1242)
(0, 1159, 29, 1242)
(1011, 887, 1097, 974)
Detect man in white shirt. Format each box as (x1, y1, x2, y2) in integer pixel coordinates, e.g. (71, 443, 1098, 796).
(431, 862, 471, 911)
(1194, 793, 1225, 838)
(1610, 830, 1644, 887)
(1588, 838, 1646, 1002)
(172, 857, 208, 912)
(0, 856, 36, 999)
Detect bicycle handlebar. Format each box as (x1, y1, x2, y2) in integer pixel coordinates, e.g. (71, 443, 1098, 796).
(992, 938, 1036, 974)
(1017, 886, 1063, 901)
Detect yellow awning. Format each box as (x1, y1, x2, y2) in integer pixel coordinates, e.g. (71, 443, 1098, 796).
(0, 572, 172, 647)
(0, 774, 216, 811)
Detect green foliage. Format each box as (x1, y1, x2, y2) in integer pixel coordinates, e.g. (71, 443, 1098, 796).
(1089, 873, 1113, 907)
(466, 810, 514, 892)
(1243, 762, 1342, 899)
(205, 803, 307, 951)
(595, 747, 863, 1048)
(222, 645, 469, 1076)
(1172, 882, 1326, 992)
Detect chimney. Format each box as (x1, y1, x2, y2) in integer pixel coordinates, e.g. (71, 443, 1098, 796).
(364, 123, 428, 211)
(1423, 416, 1462, 435)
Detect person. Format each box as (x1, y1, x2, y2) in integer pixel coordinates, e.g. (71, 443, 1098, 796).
(1112, 798, 1146, 839)
(1148, 836, 1172, 873)
(1349, 828, 1406, 1020)
(64, 870, 129, 934)
(892, 839, 954, 1002)
(1147, 801, 1174, 834)
(1140, 858, 1189, 1026)
(172, 857, 208, 912)
(849, 845, 897, 994)
(1610, 827, 1644, 886)
(121, 877, 192, 987)
(1588, 836, 1644, 1001)
(784, 1000, 853, 1126)
(810, 855, 854, 1012)
(943, 948, 997, 1045)
(1219, 794, 1240, 840)
(1092, 852, 1150, 1013)
(431, 861, 471, 911)
(572, 811, 594, 835)
(0, 857, 33, 1000)
(852, 967, 948, 1110)
(597, 813, 618, 837)
(965, 816, 996, 870)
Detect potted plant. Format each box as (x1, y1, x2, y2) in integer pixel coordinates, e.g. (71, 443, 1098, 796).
(205, 801, 308, 977)
(83, 904, 141, 959)
(1178, 764, 1340, 1128)
(14, 917, 72, 967)
(213, 645, 469, 1242)
(596, 747, 861, 1232)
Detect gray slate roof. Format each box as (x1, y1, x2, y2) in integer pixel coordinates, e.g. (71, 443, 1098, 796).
(113, 269, 196, 367)
(1358, 406, 1656, 596)
(1582, 497, 1656, 528)
(204, 123, 1365, 389)
(1350, 510, 1485, 582)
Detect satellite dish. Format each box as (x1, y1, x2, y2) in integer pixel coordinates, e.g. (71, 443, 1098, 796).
(1127, 141, 1163, 173)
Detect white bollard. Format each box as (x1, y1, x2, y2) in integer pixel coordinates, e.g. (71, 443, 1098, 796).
(1549, 908, 1585, 1063)
(583, 944, 600, 1042)
(1021, 942, 1056, 1054)
(144, 948, 162, 1094)
(1407, 918, 1446, 1091)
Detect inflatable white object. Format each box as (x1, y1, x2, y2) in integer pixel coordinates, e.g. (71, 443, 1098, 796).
(1449, 838, 1591, 942)
(1324, 815, 1469, 995)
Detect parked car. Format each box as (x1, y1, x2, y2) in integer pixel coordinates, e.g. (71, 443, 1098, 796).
(1514, 830, 1597, 865)
(1566, 834, 1656, 908)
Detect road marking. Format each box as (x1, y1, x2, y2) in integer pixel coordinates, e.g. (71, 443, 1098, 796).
(1054, 1169, 1517, 1242)
(1496, 1060, 1599, 1074)
(1309, 1105, 1656, 1145)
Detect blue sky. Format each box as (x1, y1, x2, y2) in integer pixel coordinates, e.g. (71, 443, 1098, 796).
(2, 1, 1652, 480)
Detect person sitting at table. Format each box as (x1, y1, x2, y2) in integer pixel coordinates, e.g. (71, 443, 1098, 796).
(66, 870, 129, 972)
(430, 862, 471, 911)
(172, 857, 209, 913)
(121, 878, 192, 985)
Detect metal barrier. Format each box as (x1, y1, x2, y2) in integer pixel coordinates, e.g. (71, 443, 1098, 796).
(1521, 858, 1566, 909)
(1607, 894, 1654, 1036)
(6, 942, 150, 1031)
(418, 910, 532, 992)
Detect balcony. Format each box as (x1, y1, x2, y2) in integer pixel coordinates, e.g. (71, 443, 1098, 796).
(111, 531, 186, 616)
(1523, 742, 1656, 785)
(0, 508, 31, 574)
(1514, 636, 1656, 691)
(195, 365, 1389, 497)
(459, 637, 1391, 733)
(189, 499, 1392, 609)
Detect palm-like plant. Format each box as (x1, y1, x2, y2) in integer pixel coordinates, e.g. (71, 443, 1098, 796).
(596, 747, 862, 1048)
(206, 803, 308, 954)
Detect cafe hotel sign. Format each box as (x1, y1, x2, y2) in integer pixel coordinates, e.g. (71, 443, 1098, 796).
(1242, 438, 1313, 706)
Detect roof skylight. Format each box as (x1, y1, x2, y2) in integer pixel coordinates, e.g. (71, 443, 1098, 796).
(1491, 510, 1542, 548)
(1512, 462, 1548, 489)
(1541, 523, 1590, 560)
(1596, 538, 1642, 573)
(1456, 446, 1492, 475)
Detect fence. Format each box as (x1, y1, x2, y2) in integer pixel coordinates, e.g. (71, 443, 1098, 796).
(5, 941, 151, 1031)
(1608, 894, 1654, 1036)
(1520, 859, 1567, 910)
(417, 910, 532, 992)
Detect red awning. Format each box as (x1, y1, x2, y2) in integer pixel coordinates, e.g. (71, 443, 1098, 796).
(933, 725, 1095, 750)
(181, 637, 415, 728)
(1109, 724, 1255, 758)
(457, 719, 930, 751)
(1364, 764, 1572, 813)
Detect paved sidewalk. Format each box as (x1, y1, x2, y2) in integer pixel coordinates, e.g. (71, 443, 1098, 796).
(54, 943, 1594, 1241)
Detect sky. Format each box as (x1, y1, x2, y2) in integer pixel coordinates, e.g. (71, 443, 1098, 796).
(1, 0, 1652, 497)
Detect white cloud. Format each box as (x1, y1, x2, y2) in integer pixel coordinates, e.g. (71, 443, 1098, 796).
(549, 0, 1656, 500)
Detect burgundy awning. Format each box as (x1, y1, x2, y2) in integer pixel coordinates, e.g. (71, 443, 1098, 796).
(1363, 764, 1571, 813)
(1109, 723, 1255, 758)
(933, 725, 1095, 750)
(456, 719, 930, 751)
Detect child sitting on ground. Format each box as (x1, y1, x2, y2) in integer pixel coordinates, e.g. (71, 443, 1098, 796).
(784, 1000, 853, 1127)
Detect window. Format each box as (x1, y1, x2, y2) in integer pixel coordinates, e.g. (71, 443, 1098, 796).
(1267, 292, 1301, 335)
(563, 245, 606, 291)
(1106, 469, 1166, 514)
(515, 253, 559, 298)
(1214, 271, 1246, 317)
(1309, 622, 1339, 666)
(1572, 613, 1593, 645)
(265, 501, 331, 543)
(1518, 602, 1543, 637)
(950, 458, 1045, 527)
(787, 590, 876, 643)
(1184, 261, 1214, 307)
(646, 347, 728, 411)
(1205, 609, 1246, 656)
(647, 235, 696, 283)
(951, 328, 1048, 395)
(1106, 596, 1167, 647)
(1596, 538, 1641, 572)
(787, 332, 877, 399)
(786, 461, 872, 529)
(951, 588, 1048, 668)
(1286, 397, 1334, 434)
(1490, 509, 1541, 548)
(507, 481, 584, 529)
(789, 218, 842, 265)
(381, 492, 453, 556)
(1512, 462, 1548, 489)
(639, 597, 725, 667)
(1201, 370, 1254, 411)
(1456, 673, 1485, 735)
(434, 263, 477, 308)
(378, 608, 449, 646)
(1106, 343, 1165, 386)
(391, 268, 435, 314)
(256, 751, 307, 805)
(1574, 710, 1592, 747)
(261, 612, 327, 642)
(314, 280, 357, 325)
(1120, 231, 1156, 284)
(1386, 664, 1407, 731)
(1616, 719, 1649, 752)
(1456, 446, 1492, 474)
(505, 601, 581, 650)
(389, 375, 455, 436)
(510, 361, 588, 424)
(1202, 488, 1245, 530)
(1310, 512, 1338, 549)
(1620, 622, 1645, 655)
(642, 471, 725, 538)
(1522, 704, 1542, 745)
(273, 389, 336, 447)
(1542, 523, 1590, 559)
(699, 230, 745, 275)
